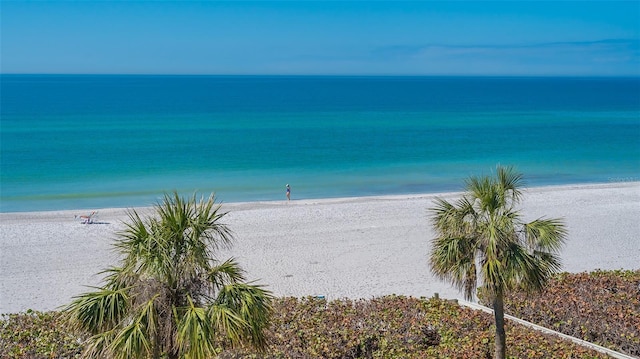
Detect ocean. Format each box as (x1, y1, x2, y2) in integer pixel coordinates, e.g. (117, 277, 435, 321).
(1, 75, 639, 212)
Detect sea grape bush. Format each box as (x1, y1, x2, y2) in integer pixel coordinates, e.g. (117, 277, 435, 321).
(504, 269, 640, 357)
(2, 271, 635, 358)
(218, 296, 608, 358)
(260, 296, 442, 358)
(0, 310, 83, 359)
(1, 297, 609, 359)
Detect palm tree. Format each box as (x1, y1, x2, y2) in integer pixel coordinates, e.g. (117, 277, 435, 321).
(429, 166, 567, 359)
(65, 192, 273, 359)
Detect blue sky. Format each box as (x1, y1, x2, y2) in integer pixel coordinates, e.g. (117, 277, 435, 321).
(2, 1, 639, 76)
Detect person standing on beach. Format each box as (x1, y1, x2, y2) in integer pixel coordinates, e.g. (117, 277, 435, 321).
(286, 184, 291, 201)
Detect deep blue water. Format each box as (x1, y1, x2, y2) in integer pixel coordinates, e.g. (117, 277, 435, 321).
(1, 75, 639, 212)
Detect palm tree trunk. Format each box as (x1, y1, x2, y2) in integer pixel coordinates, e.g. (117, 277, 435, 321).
(493, 293, 506, 359)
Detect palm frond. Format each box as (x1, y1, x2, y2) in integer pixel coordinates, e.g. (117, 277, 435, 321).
(176, 296, 216, 359)
(430, 197, 456, 231)
(528, 250, 563, 287)
(109, 320, 152, 359)
(489, 211, 520, 249)
(207, 258, 247, 291)
(502, 242, 563, 292)
(135, 230, 176, 285)
(157, 192, 190, 238)
(495, 165, 524, 206)
(65, 287, 129, 334)
(524, 217, 567, 253)
(206, 303, 246, 345)
(429, 236, 477, 300)
(194, 194, 234, 252)
(114, 209, 150, 257)
(114, 208, 177, 285)
(215, 283, 273, 350)
(103, 297, 158, 359)
(81, 329, 117, 359)
(430, 197, 476, 238)
(136, 296, 159, 340)
(466, 174, 497, 213)
(481, 256, 506, 296)
(99, 266, 133, 291)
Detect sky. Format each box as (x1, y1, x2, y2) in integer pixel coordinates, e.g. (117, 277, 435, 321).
(1, 1, 639, 76)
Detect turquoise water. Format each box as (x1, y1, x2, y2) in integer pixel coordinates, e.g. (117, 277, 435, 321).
(1, 75, 639, 212)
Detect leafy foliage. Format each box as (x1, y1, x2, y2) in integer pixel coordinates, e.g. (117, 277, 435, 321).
(256, 296, 441, 358)
(0, 310, 83, 359)
(504, 269, 640, 357)
(239, 296, 610, 359)
(3, 296, 614, 359)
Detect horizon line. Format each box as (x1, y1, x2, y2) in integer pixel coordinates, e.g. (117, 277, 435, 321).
(2, 73, 639, 78)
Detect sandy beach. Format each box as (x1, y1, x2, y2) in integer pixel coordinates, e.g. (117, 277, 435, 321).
(1, 182, 638, 314)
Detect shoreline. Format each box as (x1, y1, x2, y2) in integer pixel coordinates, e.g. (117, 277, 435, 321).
(1, 181, 638, 314)
(2, 181, 637, 217)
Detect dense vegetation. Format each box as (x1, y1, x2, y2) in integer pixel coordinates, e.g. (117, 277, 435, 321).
(504, 269, 640, 357)
(1, 310, 82, 358)
(3, 270, 638, 358)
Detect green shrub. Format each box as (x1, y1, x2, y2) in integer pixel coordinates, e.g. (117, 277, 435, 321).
(3, 270, 636, 358)
(0, 310, 83, 359)
(504, 269, 640, 357)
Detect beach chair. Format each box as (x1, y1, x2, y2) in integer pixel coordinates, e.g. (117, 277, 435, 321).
(76, 211, 97, 224)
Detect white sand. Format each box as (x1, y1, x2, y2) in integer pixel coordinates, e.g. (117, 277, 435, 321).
(1, 182, 638, 314)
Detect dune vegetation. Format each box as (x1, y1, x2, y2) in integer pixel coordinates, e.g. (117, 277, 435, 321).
(2, 270, 638, 358)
